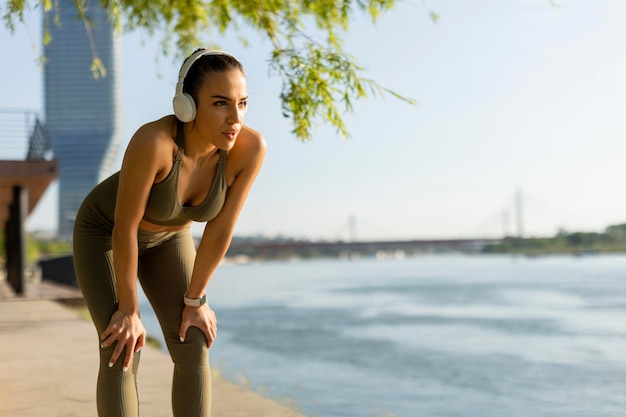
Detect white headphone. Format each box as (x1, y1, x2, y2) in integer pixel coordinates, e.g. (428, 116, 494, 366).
(172, 49, 238, 122)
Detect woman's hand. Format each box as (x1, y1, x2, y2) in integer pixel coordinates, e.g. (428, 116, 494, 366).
(100, 309, 146, 371)
(179, 304, 217, 348)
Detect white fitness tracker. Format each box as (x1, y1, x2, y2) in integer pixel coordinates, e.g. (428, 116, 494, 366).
(183, 293, 207, 307)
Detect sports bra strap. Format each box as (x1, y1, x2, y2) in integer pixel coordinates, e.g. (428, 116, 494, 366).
(175, 121, 185, 161)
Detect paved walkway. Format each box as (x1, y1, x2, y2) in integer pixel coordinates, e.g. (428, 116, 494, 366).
(0, 279, 304, 417)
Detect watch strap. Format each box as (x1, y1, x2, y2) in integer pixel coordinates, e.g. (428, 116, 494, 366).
(184, 293, 207, 307)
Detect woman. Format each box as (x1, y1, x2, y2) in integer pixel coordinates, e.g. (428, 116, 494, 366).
(73, 49, 266, 417)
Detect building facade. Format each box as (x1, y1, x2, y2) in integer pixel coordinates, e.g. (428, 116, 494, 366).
(44, 0, 122, 237)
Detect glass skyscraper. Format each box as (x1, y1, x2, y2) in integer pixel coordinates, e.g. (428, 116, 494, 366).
(44, 0, 122, 237)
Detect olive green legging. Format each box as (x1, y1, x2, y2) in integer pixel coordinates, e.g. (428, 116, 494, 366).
(73, 220, 211, 417)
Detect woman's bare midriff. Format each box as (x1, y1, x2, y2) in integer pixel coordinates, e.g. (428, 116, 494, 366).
(138, 218, 192, 233)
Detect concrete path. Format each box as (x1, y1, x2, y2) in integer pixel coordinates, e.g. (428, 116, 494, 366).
(0, 280, 304, 417)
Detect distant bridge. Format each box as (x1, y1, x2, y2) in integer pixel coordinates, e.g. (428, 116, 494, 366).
(227, 237, 503, 258)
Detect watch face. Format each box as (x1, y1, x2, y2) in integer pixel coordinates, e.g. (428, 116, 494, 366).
(185, 294, 206, 306)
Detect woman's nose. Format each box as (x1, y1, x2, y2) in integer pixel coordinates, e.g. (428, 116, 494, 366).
(228, 105, 244, 123)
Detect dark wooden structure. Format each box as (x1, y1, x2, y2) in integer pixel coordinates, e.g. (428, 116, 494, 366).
(1, 160, 57, 294)
(1, 111, 57, 295)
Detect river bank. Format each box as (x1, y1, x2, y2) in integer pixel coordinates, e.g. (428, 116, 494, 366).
(0, 279, 304, 417)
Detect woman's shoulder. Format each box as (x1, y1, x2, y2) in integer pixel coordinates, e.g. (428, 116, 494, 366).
(133, 116, 177, 144)
(224, 125, 265, 179)
(121, 116, 179, 173)
(226, 125, 266, 180)
(236, 125, 267, 153)
(127, 116, 178, 154)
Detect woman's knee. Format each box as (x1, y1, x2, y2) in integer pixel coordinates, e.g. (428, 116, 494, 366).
(99, 345, 141, 374)
(167, 326, 209, 367)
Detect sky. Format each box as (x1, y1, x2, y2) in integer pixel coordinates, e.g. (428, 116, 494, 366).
(2, 0, 626, 241)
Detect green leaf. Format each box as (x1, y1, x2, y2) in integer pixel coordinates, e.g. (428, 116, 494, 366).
(3, 0, 425, 141)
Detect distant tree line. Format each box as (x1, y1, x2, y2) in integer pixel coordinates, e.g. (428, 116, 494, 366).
(482, 223, 626, 255)
(0, 230, 72, 265)
(4, 223, 626, 267)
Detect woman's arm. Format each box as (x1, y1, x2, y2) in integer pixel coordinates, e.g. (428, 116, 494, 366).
(100, 121, 173, 369)
(179, 127, 266, 345)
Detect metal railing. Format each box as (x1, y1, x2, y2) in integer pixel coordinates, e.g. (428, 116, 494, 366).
(0, 108, 53, 161)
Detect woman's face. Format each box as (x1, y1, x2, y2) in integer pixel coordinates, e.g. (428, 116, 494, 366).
(194, 69, 248, 150)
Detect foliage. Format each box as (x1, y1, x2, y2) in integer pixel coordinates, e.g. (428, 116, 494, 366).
(482, 223, 626, 256)
(26, 235, 72, 263)
(2, 0, 422, 140)
(0, 229, 70, 264)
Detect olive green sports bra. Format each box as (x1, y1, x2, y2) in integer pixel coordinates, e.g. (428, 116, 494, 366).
(142, 121, 228, 226)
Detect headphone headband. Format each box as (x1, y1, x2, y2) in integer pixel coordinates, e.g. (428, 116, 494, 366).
(174, 49, 238, 96)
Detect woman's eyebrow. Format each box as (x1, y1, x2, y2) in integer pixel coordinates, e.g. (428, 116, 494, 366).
(211, 94, 248, 101)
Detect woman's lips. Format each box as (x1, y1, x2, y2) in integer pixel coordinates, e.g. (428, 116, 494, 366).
(223, 129, 239, 140)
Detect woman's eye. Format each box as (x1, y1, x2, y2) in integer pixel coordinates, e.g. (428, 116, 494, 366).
(214, 101, 227, 106)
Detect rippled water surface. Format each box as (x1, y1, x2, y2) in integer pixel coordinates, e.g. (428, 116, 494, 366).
(139, 254, 626, 417)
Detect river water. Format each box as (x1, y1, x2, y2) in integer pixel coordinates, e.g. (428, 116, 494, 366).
(138, 254, 626, 417)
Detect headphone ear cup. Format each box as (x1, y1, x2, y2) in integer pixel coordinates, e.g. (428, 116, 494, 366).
(173, 92, 196, 122)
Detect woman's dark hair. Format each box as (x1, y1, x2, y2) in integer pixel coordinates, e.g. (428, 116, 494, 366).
(182, 49, 245, 105)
